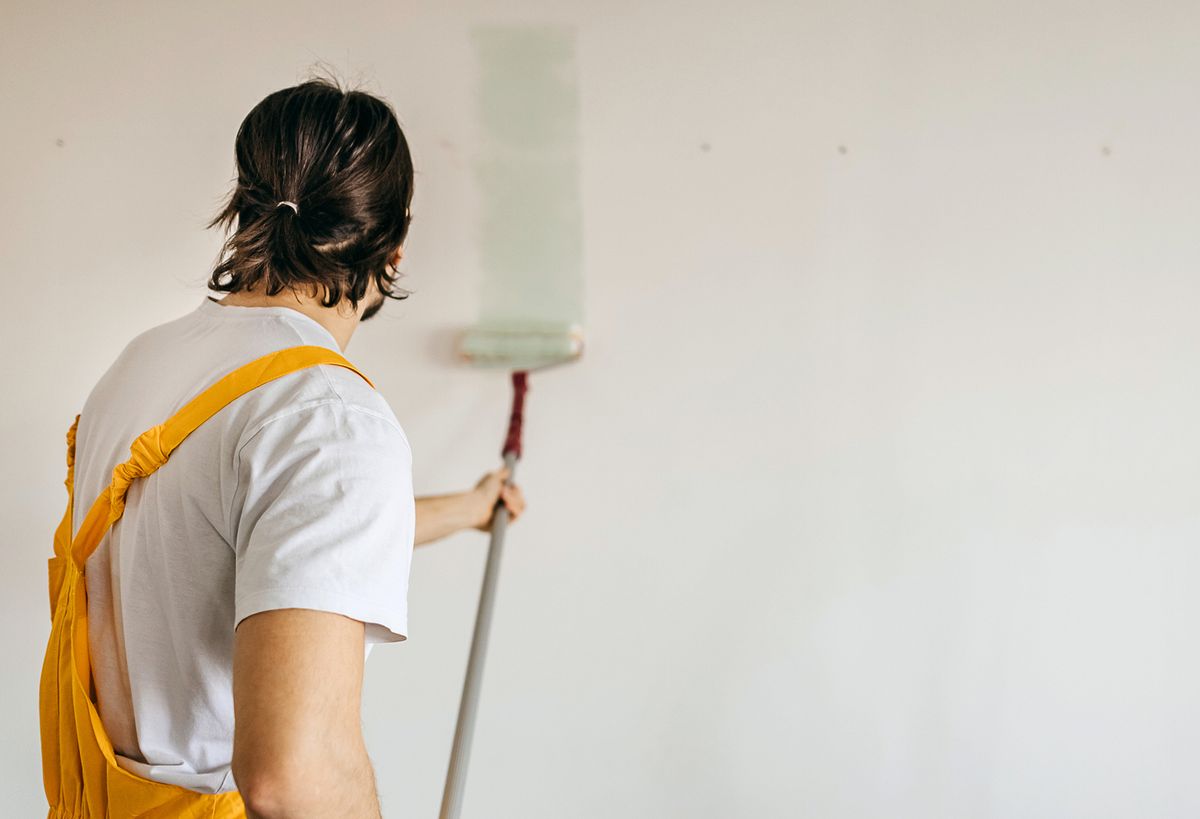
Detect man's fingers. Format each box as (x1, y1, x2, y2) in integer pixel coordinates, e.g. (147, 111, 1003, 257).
(500, 484, 525, 521)
(476, 466, 511, 493)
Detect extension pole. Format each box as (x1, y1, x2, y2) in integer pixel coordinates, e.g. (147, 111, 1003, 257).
(439, 372, 528, 819)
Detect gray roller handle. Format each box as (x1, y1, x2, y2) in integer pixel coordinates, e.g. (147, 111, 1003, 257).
(439, 449, 518, 819)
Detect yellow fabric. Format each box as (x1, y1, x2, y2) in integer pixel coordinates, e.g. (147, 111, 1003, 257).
(40, 345, 374, 818)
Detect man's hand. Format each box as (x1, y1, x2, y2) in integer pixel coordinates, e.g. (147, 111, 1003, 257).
(469, 466, 526, 531)
(413, 467, 527, 546)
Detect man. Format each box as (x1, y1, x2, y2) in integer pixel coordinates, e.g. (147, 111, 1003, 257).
(48, 78, 521, 817)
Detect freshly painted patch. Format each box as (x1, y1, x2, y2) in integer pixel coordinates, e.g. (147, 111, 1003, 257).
(471, 24, 584, 332)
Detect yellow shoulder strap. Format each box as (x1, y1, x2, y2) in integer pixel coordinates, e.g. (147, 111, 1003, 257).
(68, 345, 373, 568)
(50, 415, 81, 568)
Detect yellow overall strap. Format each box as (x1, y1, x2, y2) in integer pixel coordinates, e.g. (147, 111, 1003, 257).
(67, 345, 373, 569)
(47, 417, 81, 618)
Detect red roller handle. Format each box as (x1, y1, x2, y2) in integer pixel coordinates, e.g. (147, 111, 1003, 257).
(502, 371, 528, 459)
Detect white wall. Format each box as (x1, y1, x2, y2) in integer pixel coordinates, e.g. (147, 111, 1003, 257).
(3, 1, 1199, 816)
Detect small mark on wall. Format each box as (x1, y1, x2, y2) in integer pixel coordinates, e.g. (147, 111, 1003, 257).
(437, 137, 464, 168)
(55, 138, 64, 147)
(700, 142, 711, 152)
(837, 144, 848, 155)
(1101, 144, 1112, 157)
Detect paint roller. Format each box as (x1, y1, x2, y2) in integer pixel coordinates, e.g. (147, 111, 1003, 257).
(439, 25, 584, 819)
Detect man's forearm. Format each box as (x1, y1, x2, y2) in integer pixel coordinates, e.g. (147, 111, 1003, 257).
(413, 467, 522, 547)
(414, 492, 478, 546)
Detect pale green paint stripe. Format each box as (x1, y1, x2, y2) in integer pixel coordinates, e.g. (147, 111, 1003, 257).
(471, 24, 584, 330)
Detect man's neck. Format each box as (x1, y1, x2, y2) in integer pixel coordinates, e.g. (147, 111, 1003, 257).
(213, 288, 360, 351)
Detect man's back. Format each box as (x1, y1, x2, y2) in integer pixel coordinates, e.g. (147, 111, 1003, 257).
(73, 297, 414, 793)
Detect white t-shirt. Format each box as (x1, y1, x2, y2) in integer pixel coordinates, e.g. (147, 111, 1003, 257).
(71, 296, 414, 794)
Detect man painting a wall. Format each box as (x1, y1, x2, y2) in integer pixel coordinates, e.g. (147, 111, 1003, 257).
(39, 77, 523, 818)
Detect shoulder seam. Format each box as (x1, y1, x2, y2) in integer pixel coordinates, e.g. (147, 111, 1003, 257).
(267, 316, 351, 403)
(225, 399, 407, 546)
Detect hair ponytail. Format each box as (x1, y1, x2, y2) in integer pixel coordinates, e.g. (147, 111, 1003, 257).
(207, 75, 414, 309)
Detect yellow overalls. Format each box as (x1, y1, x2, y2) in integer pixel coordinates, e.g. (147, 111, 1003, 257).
(40, 345, 374, 818)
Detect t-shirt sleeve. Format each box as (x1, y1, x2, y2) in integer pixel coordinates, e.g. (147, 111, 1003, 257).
(230, 400, 414, 643)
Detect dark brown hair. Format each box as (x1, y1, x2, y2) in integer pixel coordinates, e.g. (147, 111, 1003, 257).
(207, 77, 414, 309)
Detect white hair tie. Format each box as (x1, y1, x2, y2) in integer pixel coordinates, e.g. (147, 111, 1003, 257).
(276, 200, 299, 214)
